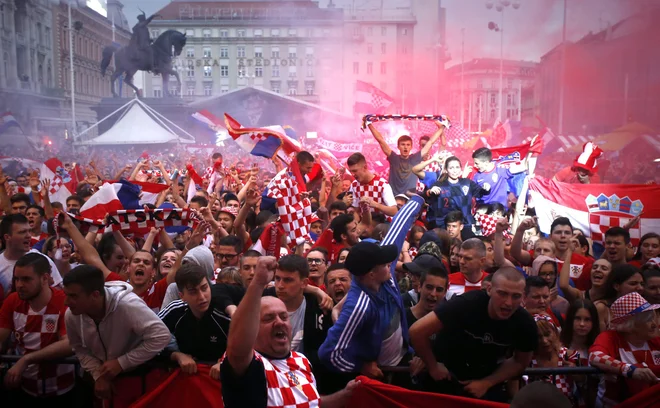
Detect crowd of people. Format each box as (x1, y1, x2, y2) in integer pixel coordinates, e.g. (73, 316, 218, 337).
(0, 119, 659, 408)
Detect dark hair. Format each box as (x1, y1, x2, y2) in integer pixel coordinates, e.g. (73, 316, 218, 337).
(212, 152, 223, 160)
(154, 246, 177, 279)
(472, 147, 492, 161)
(223, 193, 239, 204)
(241, 249, 261, 267)
(63, 265, 106, 295)
(250, 227, 264, 245)
(642, 264, 660, 281)
(487, 203, 506, 216)
(633, 233, 660, 261)
(420, 266, 449, 286)
(437, 156, 461, 183)
(255, 210, 275, 227)
(325, 262, 350, 286)
(218, 235, 244, 254)
(296, 151, 314, 164)
(97, 233, 120, 266)
(329, 201, 348, 213)
(0, 213, 28, 246)
(10, 193, 31, 206)
(66, 195, 84, 207)
(420, 135, 430, 143)
(525, 275, 549, 295)
(604, 226, 631, 245)
(560, 299, 600, 350)
(175, 262, 210, 292)
(337, 247, 350, 261)
(15, 252, 51, 276)
(190, 195, 209, 208)
(397, 135, 413, 145)
(26, 204, 45, 218)
(576, 234, 591, 256)
(307, 247, 328, 261)
(277, 254, 309, 279)
(330, 214, 355, 242)
(550, 217, 573, 234)
(445, 210, 464, 225)
(347, 153, 366, 167)
(604, 264, 642, 301)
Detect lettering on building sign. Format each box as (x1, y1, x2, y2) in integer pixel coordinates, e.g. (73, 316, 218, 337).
(175, 58, 318, 68)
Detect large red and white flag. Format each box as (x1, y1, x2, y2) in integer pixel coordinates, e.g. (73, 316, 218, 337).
(529, 177, 660, 247)
(354, 80, 394, 114)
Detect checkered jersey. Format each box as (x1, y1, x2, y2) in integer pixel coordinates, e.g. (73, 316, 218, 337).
(278, 196, 315, 245)
(256, 350, 320, 408)
(349, 176, 395, 213)
(0, 289, 74, 396)
(530, 347, 578, 400)
(446, 271, 489, 300)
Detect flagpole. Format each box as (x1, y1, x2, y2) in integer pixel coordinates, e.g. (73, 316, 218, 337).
(68, 1, 77, 142)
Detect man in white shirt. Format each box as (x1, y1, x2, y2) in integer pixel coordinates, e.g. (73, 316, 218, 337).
(0, 214, 62, 295)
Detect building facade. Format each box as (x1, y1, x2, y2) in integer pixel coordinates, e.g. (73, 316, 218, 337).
(535, 6, 660, 135)
(445, 58, 537, 132)
(142, 0, 345, 111)
(0, 0, 61, 143)
(52, 0, 131, 139)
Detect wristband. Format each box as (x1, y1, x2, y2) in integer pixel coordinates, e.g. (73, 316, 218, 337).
(626, 365, 636, 378)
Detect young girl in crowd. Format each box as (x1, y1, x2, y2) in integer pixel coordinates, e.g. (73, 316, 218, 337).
(597, 264, 644, 331)
(629, 232, 660, 267)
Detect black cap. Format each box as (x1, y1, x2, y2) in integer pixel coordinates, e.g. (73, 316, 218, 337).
(345, 242, 399, 276)
(403, 254, 444, 277)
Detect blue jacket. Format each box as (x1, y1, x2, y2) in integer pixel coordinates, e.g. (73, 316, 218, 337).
(318, 196, 422, 373)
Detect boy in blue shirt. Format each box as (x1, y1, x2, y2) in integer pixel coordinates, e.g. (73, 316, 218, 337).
(469, 147, 528, 208)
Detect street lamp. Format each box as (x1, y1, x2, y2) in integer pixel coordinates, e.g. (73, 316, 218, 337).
(486, 0, 521, 122)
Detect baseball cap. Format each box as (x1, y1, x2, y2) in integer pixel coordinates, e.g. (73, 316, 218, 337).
(345, 242, 399, 276)
(394, 194, 409, 202)
(219, 207, 238, 219)
(403, 254, 444, 277)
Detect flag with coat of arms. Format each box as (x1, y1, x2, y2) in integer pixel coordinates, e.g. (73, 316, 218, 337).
(354, 80, 394, 114)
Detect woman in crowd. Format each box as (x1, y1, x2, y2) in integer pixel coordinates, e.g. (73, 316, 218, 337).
(449, 239, 461, 273)
(595, 264, 644, 332)
(589, 292, 660, 407)
(97, 232, 127, 274)
(154, 247, 179, 280)
(532, 256, 569, 314)
(42, 236, 76, 276)
(629, 232, 660, 268)
(526, 314, 579, 405)
(337, 247, 350, 264)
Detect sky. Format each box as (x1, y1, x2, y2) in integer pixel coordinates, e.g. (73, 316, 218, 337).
(119, 0, 651, 65)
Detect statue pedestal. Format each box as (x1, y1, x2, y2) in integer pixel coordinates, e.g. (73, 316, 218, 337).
(91, 97, 193, 136)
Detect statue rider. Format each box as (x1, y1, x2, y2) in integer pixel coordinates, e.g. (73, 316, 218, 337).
(130, 11, 160, 70)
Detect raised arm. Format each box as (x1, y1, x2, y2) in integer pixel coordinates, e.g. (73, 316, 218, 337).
(419, 121, 446, 158)
(412, 155, 438, 179)
(510, 217, 536, 266)
(225, 256, 277, 376)
(493, 219, 515, 268)
(60, 213, 113, 279)
(367, 123, 392, 157)
(558, 247, 581, 303)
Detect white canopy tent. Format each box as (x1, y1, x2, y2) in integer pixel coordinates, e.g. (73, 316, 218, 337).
(76, 98, 195, 145)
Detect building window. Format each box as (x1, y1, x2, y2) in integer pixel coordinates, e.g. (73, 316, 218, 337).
(271, 47, 280, 58)
(271, 28, 280, 37)
(381, 43, 386, 54)
(254, 46, 263, 58)
(305, 82, 314, 95)
(186, 47, 194, 58)
(153, 89, 162, 97)
(187, 86, 195, 96)
(367, 43, 372, 54)
(151, 29, 160, 38)
(203, 47, 212, 58)
(367, 27, 372, 36)
(353, 62, 359, 74)
(220, 29, 228, 37)
(186, 66, 195, 77)
(402, 28, 408, 35)
(272, 65, 280, 78)
(367, 62, 373, 74)
(237, 46, 246, 57)
(255, 67, 263, 77)
(204, 66, 212, 77)
(380, 62, 387, 74)
(221, 65, 228, 77)
(288, 85, 297, 95)
(306, 66, 314, 77)
(490, 109, 496, 120)
(507, 94, 513, 106)
(202, 28, 211, 38)
(204, 85, 212, 96)
(288, 28, 297, 36)
(272, 83, 281, 93)
(490, 93, 496, 105)
(288, 46, 297, 59)
(220, 47, 228, 58)
(185, 29, 194, 37)
(237, 29, 246, 37)
(305, 46, 313, 58)
(381, 27, 387, 36)
(254, 29, 263, 37)
(288, 66, 297, 78)
(45, 27, 51, 46)
(221, 85, 229, 93)
(353, 27, 361, 36)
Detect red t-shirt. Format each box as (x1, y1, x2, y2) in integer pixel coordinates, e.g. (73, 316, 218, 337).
(628, 260, 643, 268)
(529, 250, 594, 291)
(554, 166, 601, 184)
(105, 271, 124, 282)
(312, 229, 347, 264)
(446, 271, 489, 299)
(138, 278, 170, 313)
(0, 288, 75, 396)
(30, 233, 50, 249)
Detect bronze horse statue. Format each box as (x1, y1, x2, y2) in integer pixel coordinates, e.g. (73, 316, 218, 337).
(100, 30, 187, 97)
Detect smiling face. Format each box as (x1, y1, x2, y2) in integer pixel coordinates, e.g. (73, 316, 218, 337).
(640, 237, 660, 262)
(446, 159, 462, 180)
(159, 250, 178, 276)
(473, 158, 492, 173)
(256, 297, 293, 358)
(615, 272, 644, 297)
(128, 251, 155, 287)
(590, 259, 611, 287)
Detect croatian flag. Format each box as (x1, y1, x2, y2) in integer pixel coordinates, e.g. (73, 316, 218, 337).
(354, 81, 394, 114)
(529, 177, 660, 248)
(79, 179, 161, 223)
(0, 112, 23, 135)
(224, 114, 300, 160)
(192, 110, 223, 132)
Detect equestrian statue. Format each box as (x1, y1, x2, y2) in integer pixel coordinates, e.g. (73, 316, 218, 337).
(100, 11, 187, 97)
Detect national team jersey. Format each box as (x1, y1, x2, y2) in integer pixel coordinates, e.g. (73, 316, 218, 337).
(0, 288, 74, 396)
(349, 176, 396, 211)
(424, 176, 487, 226)
(446, 271, 489, 300)
(139, 278, 170, 313)
(471, 165, 513, 207)
(529, 250, 594, 291)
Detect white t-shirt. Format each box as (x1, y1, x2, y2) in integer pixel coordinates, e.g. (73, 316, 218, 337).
(0, 250, 63, 294)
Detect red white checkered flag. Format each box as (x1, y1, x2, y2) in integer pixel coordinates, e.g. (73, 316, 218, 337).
(445, 123, 473, 148)
(278, 197, 315, 245)
(49, 176, 63, 194)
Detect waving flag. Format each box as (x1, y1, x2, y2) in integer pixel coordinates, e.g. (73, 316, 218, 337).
(529, 177, 660, 247)
(224, 114, 300, 160)
(79, 179, 162, 223)
(0, 112, 23, 135)
(354, 80, 394, 114)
